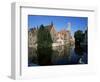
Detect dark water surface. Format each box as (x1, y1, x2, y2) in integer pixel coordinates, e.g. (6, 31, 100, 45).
(28, 45, 88, 66)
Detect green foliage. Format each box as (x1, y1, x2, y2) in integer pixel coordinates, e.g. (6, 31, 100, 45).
(37, 24, 53, 48)
(37, 24, 53, 65)
(74, 30, 84, 42)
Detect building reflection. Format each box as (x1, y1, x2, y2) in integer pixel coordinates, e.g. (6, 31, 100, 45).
(28, 44, 87, 66)
(51, 45, 71, 65)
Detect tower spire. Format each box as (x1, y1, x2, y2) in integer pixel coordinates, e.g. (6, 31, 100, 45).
(51, 21, 53, 26)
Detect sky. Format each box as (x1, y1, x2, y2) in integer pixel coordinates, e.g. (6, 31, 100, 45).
(28, 15, 88, 36)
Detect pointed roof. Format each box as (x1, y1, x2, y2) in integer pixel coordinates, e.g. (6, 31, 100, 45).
(45, 25, 53, 31)
(45, 22, 56, 32)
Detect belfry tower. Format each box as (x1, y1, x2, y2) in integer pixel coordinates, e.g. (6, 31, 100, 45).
(67, 22, 71, 31)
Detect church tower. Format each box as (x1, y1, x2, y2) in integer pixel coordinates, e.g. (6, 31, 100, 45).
(67, 22, 71, 31)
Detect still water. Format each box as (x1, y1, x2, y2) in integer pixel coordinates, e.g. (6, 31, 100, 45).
(28, 45, 88, 66)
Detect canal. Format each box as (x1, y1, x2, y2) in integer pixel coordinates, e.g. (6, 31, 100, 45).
(28, 44, 88, 66)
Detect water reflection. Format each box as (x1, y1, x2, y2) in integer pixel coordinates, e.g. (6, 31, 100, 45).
(28, 44, 88, 66)
(51, 45, 71, 65)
